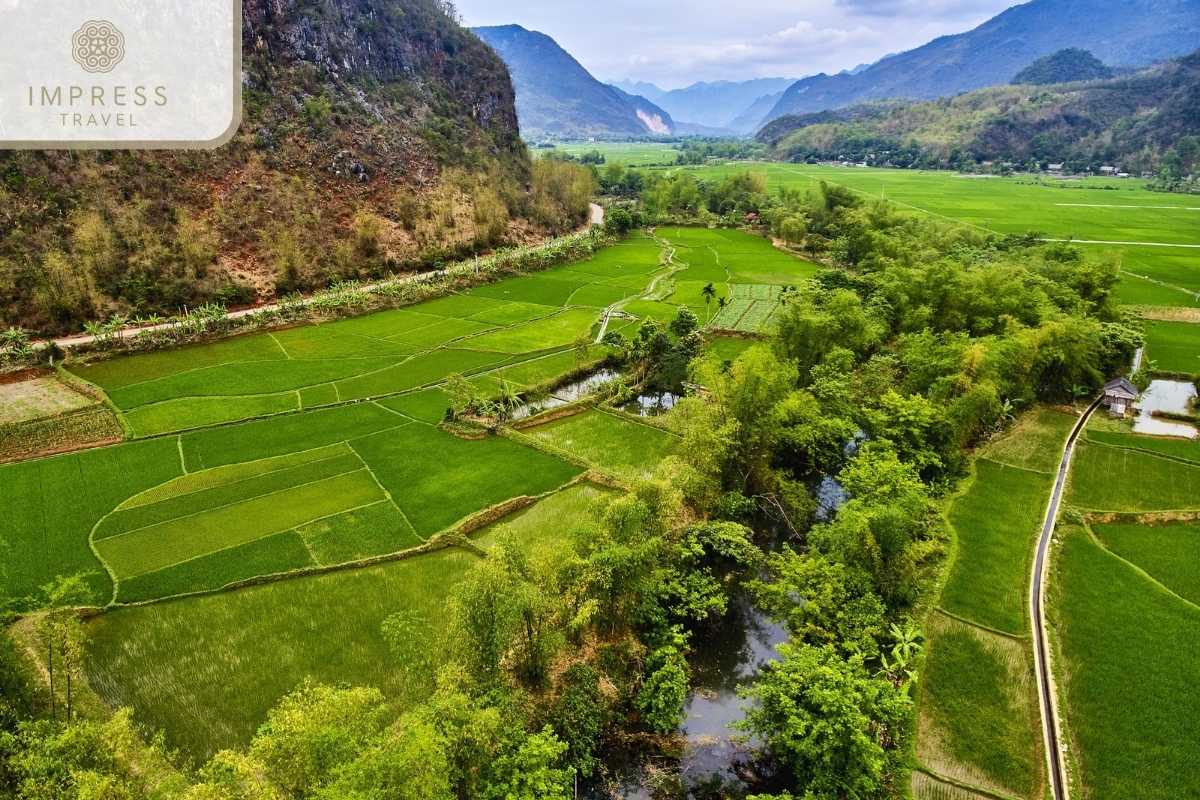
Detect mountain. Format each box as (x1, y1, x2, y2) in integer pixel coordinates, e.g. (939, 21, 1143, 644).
(652, 79, 797, 131)
(610, 79, 666, 102)
(727, 91, 787, 133)
(1013, 48, 1113, 84)
(758, 50, 1200, 173)
(0, 0, 552, 334)
(763, 0, 1200, 125)
(608, 85, 676, 135)
(473, 25, 674, 137)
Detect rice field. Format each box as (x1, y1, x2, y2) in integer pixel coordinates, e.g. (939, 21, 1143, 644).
(85, 477, 620, 760)
(1143, 320, 1200, 375)
(918, 409, 1071, 798)
(918, 613, 1039, 798)
(1092, 520, 1200, 605)
(939, 458, 1054, 635)
(66, 240, 671, 438)
(1067, 442, 1200, 511)
(520, 409, 680, 480)
(1056, 525, 1200, 800)
(671, 162, 1200, 309)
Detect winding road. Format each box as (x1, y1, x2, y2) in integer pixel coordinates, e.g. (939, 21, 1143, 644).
(1031, 397, 1102, 800)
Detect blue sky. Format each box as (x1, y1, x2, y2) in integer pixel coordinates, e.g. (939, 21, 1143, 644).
(455, 0, 1019, 89)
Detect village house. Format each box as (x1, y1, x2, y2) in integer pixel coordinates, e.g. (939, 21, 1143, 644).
(1048, 164, 1065, 176)
(1101, 377, 1140, 417)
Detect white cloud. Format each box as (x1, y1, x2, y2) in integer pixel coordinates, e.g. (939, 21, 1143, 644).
(622, 20, 887, 84)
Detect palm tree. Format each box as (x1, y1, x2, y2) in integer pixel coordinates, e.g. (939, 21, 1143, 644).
(701, 282, 716, 325)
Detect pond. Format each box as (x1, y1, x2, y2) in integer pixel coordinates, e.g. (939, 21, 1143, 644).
(510, 370, 623, 420)
(1133, 379, 1198, 439)
(618, 391, 679, 417)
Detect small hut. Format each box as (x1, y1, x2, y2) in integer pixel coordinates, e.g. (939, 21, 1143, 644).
(1102, 377, 1139, 417)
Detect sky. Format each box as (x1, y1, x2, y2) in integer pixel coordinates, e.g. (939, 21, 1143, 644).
(454, 0, 1021, 90)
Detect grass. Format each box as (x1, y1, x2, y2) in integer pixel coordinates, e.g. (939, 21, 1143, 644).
(985, 409, 1078, 473)
(451, 308, 600, 354)
(124, 393, 301, 437)
(1143, 320, 1200, 374)
(298, 501, 424, 565)
(521, 409, 680, 480)
(95, 452, 366, 540)
(472, 481, 616, 551)
(116, 532, 314, 604)
(377, 388, 451, 423)
(1056, 526, 1200, 800)
(919, 613, 1037, 798)
(1092, 521, 1200, 605)
(939, 459, 1054, 635)
(107, 358, 398, 409)
(1067, 443, 1200, 511)
(1085, 429, 1200, 464)
(350, 423, 584, 537)
(95, 470, 385, 579)
(180, 404, 406, 471)
(85, 547, 482, 759)
(0, 438, 183, 605)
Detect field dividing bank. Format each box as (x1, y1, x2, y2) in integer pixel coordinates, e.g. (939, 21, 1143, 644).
(918, 409, 1078, 800)
(1051, 427, 1200, 800)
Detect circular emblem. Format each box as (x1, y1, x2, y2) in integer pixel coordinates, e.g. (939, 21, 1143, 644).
(72, 20, 125, 74)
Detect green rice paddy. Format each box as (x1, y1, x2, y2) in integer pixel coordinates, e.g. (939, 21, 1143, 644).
(521, 409, 680, 479)
(1057, 526, 1200, 800)
(1067, 442, 1200, 511)
(939, 459, 1054, 635)
(918, 409, 1072, 797)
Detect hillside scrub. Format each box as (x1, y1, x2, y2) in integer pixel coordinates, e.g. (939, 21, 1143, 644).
(0, 0, 596, 337)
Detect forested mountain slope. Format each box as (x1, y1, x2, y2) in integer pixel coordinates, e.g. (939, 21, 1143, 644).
(759, 50, 1200, 173)
(0, 0, 590, 335)
(762, 0, 1200, 124)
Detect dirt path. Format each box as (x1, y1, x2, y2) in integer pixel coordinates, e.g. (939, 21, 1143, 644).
(1031, 396, 1102, 800)
(590, 203, 605, 226)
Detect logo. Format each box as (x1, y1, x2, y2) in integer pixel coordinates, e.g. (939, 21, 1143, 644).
(71, 21, 125, 74)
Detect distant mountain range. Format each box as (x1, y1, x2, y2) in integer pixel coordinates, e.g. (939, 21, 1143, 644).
(609, 79, 798, 133)
(476, 0, 1200, 141)
(758, 49, 1200, 170)
(762, 0, 1200, 125)
(472, 25, 676, 137)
